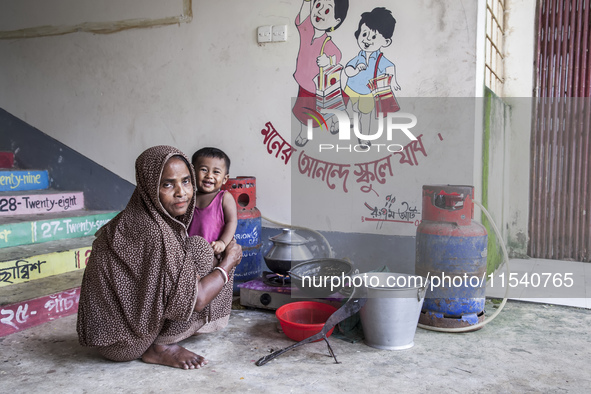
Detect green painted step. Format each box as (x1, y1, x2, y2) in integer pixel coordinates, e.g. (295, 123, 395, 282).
(0, 210, 118, 249)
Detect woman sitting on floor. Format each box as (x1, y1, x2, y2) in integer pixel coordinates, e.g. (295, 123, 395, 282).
(77, 145, 242, 370)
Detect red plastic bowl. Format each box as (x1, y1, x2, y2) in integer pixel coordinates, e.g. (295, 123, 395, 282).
(275, 301, 338, 342)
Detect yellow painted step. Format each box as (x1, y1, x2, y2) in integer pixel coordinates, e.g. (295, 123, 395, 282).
(0, 236, 94, 287)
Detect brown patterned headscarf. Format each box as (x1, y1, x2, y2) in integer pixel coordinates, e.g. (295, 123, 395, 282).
(77, 145, 232, 358)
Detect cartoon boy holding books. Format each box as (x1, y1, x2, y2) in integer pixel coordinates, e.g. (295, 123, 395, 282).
(344, 7, 400, 147)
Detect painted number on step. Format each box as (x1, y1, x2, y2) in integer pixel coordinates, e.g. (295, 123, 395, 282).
(41, 221, 62, 238)
(0, 304, 31, 330)
(0, 198, 18, 212)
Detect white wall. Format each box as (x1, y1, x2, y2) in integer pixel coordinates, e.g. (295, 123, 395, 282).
(0, 0, 480, 232)
(0, 0, 186, 31)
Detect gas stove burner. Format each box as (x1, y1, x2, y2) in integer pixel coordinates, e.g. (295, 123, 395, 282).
(262, 271, 291, 287)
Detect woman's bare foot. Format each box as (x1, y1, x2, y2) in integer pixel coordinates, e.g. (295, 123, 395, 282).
(141, 343, 208, 370)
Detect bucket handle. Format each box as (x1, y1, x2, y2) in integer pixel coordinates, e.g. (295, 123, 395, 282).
(338, 268, 360, 297)
(417, 281, 428, 302)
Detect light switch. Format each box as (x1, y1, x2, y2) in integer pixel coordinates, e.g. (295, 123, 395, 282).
(257, 26, 272, 43)
(272, 25, 287, 42)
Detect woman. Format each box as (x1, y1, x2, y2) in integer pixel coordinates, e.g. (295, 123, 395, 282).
(77, 145, 242, 370)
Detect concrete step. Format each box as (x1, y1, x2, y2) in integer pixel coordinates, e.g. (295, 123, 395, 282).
(0, 237, 95, 336)
(0, 210, 117, 248)
(0, 270, 84, 337)
(0, 190, 85, 216)
(0, 152, 14, 169)
(0, 236, 94, 287)
(0, 169, 49, 192)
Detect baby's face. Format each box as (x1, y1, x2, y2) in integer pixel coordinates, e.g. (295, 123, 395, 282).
(310, 0, 340, 31)
(194, 156, 229, 194)
(357, 24, 390, 52)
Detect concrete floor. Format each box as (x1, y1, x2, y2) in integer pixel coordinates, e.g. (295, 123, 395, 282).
(1, 297, 590, 393)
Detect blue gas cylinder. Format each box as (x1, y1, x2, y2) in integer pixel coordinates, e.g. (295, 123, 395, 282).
(222, 177, 263, 294)
(415, 185, 488, 329)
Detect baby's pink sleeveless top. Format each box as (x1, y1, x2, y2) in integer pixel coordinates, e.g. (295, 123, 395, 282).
(188, 190, 226, 243)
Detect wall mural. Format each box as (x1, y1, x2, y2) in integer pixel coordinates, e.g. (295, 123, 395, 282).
(292, 0, 350, 148)
(258, 0, 466, 235)
(291, 2, 402, 148)
(343, 7, 400, 146)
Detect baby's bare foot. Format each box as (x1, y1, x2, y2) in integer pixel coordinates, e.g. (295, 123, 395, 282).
(141, 343, 208, 370)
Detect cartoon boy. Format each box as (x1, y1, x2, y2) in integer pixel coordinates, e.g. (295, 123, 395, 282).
(344, 7, 400, 147)
(292, 0, 349, 147)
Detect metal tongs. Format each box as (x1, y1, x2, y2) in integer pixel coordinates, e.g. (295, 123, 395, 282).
(255, 287, 367, 366)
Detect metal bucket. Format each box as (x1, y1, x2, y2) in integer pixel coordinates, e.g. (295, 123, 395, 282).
(359, 272, 428, 350)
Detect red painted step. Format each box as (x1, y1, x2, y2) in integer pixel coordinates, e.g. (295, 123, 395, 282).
(0, 237, 92, 336)
(0, 152, 14, 169)
(0, 286, 80, 337)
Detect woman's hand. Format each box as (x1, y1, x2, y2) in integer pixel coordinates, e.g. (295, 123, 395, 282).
(217, 239, 242, 273)
(194, 239, 242, 312)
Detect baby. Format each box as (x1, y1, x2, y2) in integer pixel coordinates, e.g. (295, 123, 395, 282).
(188, 147, 237, 255)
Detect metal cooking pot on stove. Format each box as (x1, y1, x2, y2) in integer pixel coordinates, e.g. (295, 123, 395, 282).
(264, 229, 313, 276)
(289, 258, 354, 298)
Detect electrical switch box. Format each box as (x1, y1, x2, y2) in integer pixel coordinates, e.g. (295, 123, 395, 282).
(272, 25, 287, 42)
(257, 26, 272, 43)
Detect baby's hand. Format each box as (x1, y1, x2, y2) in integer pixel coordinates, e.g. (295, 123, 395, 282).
(356, 63, 367, 72)
(211, 240, 227, 255)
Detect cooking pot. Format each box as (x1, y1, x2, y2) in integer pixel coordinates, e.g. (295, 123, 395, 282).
(289, 258, 354, 298)
(264, 229, 313, 275)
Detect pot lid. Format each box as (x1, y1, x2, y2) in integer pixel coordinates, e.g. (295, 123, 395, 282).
(268, 228, 309, 245)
